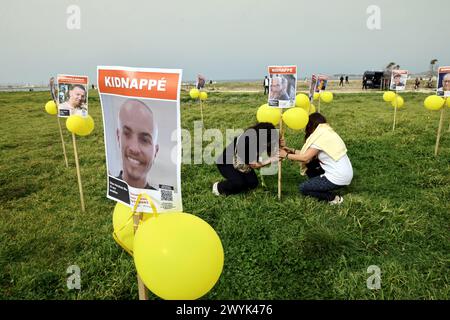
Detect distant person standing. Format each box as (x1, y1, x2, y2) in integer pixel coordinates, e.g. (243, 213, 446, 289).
(339, 76, 344, 87)
(345, 76, 349, 84)
(362, 76, 368, 90)
(263, 76, 269, 95)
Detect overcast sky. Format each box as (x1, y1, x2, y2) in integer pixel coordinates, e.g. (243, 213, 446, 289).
(0, 0, 448, 84)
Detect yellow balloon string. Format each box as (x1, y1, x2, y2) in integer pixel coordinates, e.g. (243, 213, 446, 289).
(114, 195, 159, 235)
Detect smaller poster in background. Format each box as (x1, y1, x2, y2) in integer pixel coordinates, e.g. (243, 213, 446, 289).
(268, 66, 297, 108)
(315, 75, 329, 92)
(57, 74, 89, 117)
(308, 74, 317, 102)
(390, 70, 408, 91)
(437, 66, 450, 97)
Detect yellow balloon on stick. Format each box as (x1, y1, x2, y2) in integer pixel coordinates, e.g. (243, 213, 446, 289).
(313, 92, 320, 101)
(200, 91, 208, 101)
(282, 108, 309, 130)
(133, 212, 224, 300)
(112, 202, 150, 255)
(424, 95, 445, 111)
(77, 115, 95, 136)
(295, 94, 310, 109)
(383, 91, 396, 102)
(320, 91, 333, 103)
(189, 88, 200, 99)
(44, 100, 57, 115)
(256, 104, 281, 126)
(66, 115, 85, 134)
(391, 95, 404, 108)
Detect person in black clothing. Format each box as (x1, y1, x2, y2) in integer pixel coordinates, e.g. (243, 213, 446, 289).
(345, 76, 349, 84)
(213, 122, 279, 196)
(362, 76, 368, 90)
(263, 76, 269, 95)
(339, 76, 344, 86)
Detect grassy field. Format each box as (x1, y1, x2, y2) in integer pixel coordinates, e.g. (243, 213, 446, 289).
(0, 89, 449, 300)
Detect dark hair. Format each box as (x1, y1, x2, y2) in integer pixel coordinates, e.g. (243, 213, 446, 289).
(244, 122, 278, 157)
(305, 113, 327, 140)
(70, 84, 86, 92)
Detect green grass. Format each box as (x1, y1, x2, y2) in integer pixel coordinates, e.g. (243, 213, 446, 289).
(0, 89, 449, 300)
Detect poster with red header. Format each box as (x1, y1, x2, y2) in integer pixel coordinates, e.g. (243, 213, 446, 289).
(57, 74, 89, 117)
(268, 66, 297, 108)
(437, 66, 450, 97)
(97, 66, 183, 213)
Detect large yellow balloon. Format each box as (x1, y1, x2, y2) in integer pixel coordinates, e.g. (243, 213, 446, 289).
(295, 93, 310, 109)
(133, 212, 224, 300)
(256, 104, 281, 126)
(189, 88, 200, 99)
(112, 202, 150, 255)
(424, 95, 445, 111)
(383, 91, 396, 102)
(320, 91, 333, 103)
(77, 115, 95, 136)
(282, 108, 309, 130)
(391, 95, 404, 108)
(66, 115, 85, 134)
(313, 92, 320, 101)
(45, 100, 57, 115)
(200, 91, 208, 101)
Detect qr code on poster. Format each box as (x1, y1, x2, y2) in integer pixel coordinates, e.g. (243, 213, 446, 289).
(161, 189, 173, 202)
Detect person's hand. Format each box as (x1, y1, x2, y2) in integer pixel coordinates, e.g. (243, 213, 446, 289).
(279, 149, 287, 159)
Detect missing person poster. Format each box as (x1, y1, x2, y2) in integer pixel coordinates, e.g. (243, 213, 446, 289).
(98, 66, 183, 213)
(390, 70, 408, 91)
(308, 74, 318, 102)
(315, 75, 329, 92)
(57, 74, 89, 117)
(437, 66, 450, 97)
(268, 66, 297, 108)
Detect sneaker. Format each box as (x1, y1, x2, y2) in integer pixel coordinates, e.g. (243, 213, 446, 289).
(212, 182, 221, 196)
(329, 195, 344, 205)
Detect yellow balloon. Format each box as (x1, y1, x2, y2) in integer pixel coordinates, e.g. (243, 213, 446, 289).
(295, 93, 310, 108)
(424, 95, 445, 111)
(44, 100, 57, 115)
(189, 88, 200, 99)
(391, 95, 404, 108)
(313, 92, 320, 101)
(320, 91, 333, 103)
(383, 91, 396, 102)
(200, 91, 208, 101)
(112, 202, 150, 255)
(66, 115, 85, 134)
(133, 212, 224, 300)
(256, 104, 281, 126)
(282, 108, 309, 130)
(77, 115, 95, 136)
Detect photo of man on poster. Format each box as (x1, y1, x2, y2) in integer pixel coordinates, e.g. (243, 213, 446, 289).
(115, 99, 159, 190)
(58, 84, 88, 117)
(437, 72, 450, 97)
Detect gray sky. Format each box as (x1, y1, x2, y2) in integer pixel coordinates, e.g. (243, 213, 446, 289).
(0, 0, 448, 84)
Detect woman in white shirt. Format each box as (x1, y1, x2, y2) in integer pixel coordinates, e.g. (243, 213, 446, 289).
(279, 113, 353, 205)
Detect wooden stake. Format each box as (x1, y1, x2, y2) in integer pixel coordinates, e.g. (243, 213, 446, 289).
(57, 117, 69, 168)
(133, 212, 149, 300)
(200, 99, 204, 123)
(392, 93, 398, 131)
(278, 109, 284, 201)
(434, 108, 445, 156)
(72, 133, 85, 212)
